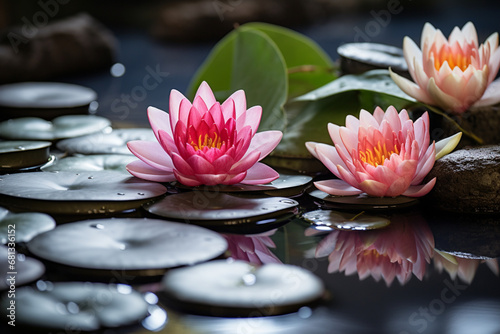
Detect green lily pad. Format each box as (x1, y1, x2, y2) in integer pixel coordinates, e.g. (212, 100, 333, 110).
(0, 115, 111, 141)
(188, 26, 288, 132)
(0, 207, 55, 244)
(0, 140, 51, 171)
(175, 172, 312, 197)
(0, 282, 149, 331)
(0, 171, 167, 215)
(302, 209, 390, 231)
(144, 192, 298, 232)
(162, 260, 325, 317)
(337, 43, 408, 76)
(42, 154, 137, 174)
(27, 218, 228, 274)
(56, 128, 155, 155)
(308, 189, 419, 211)
(0, 246, 45, 290)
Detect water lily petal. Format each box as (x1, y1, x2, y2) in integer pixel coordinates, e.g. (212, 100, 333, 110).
(222, 172, 247, 185)
(127, 140, 174, 172)
(126, 160, 176, 182)
(473, 78, 500, 108)
(173, 170, 202, 187)
(315, 143, 345, 178)
(389, 69, 431, 104)
(226, 89, 247, 118)
(194, 81, 217, 108)
(358, 179, 389, 197)
(314, 179, 363, 196)
(229, 150, 260, 174)
(238, 105, 262, 135)
(169, 89, 188, 127)
(171, 153, 195, 176)
(186, 154, 216, 174)
(305, 141, 320, 159)
(244, 131, 282, 161)
(427, 77, 465, 112)
(148, 106, 172, 139)
(435, 132, 462, 160)
(412, 143, 435, 185)
(402, 178, 436, 197)
(194, 173, 228, 186)
(241, 162, 279, 185)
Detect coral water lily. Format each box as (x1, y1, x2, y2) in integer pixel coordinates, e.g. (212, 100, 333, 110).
(306, 106, 461, 197)
(126, 81, 282, 186)
(390, 22, 500, 114)
(310, 213, 434, 286)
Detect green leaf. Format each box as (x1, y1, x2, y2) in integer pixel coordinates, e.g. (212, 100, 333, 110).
(187, 27, 288, 131)
(242, 22, 337, 98)
(294, 69, 416, 103)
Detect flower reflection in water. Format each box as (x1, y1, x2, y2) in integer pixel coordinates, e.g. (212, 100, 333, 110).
(223, 229, 281, 265)
(433, 250, 499, 284)
(309, 212, 434, 286)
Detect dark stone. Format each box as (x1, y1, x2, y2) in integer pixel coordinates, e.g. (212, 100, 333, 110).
(427, 106, 500, 148)
(424, 145, 500, 214)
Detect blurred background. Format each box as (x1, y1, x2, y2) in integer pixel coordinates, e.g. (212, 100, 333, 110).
(1, 0, 499, 125)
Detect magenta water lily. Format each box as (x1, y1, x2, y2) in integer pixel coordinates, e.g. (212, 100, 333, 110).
(126, 81, 282, 186)
(390, 22, 500, 114)
(306, 106, 461, 198)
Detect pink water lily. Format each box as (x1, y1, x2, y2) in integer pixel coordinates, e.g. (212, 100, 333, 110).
(390, 22, 500, 114)
(126, 81, 282, 186)
(306, 106, 439, 197)
(308, 213, 434, 286)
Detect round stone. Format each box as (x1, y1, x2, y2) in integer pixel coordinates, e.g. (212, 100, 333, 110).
(27, 218, 227, 273)
(308, 189, 419, 211)
(0, 282, 149, 331)
(162, 260, 325, 316)
(0, 82, 97, 120)
(42, 154, 137, 174)
(0, 171, 167, 215)
(337, 42, 408, 77)
(175, 172, 313, 197)
(0, 207, 56, 244)
(0, 246, 45, 290)
(56, 128, 155, 155)
(0, 140, 51, 171)
(424, 145, 500, 214)
(144, 191, 298, 232)
(302, 209, 390, 231)
(0, 115, 111, 141)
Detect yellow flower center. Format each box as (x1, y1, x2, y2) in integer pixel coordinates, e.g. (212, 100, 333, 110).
(359, 142, 400, 167)
(190, 133, 222, 151)
(433, 47, 472, 72)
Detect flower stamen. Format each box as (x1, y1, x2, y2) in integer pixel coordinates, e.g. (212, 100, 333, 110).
(191, 132, 223, 151)
(359, 142, 400, 167)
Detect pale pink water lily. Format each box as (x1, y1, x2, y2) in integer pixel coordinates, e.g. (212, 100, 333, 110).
(223, 230, 281, 265)
(306, 106, 462, 197)
(309, 213, 434, 286)
(390, 22, 500, 114)
(126, 81, 282, 186)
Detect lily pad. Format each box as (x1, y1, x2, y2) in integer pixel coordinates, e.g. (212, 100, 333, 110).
(0, 82, 97, 121)
(162, 260, 325, 317)
(144, 191, 298, 232)
(0, 115, 111, 141)
(27, 218, 228, 274)
(0, 245, 45, 290)
(337, 43, 408, 76)
(302, 209, 390, 231)
(0, 140, 51, 171)
(56, 128, 155, 155)
(42, 154, 137, 174)
(0, 171, 167, 215)
(0, 282, 149, 331)
(175, 172, 312, 197)
(308, 189, 419, 211)
(0, 207, 56, 244)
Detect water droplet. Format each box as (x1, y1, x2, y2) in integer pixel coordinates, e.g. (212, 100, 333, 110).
(298, 306, 313, 319)
(137, 192, 145, 196)
(88, 176, 93, 179)
(261, 207, 268, 210)
(16, 146, 25, 150)
(90, 223, 105, 229)
(279, 199, 296, 205)
(117, 192, 125, 196)
(242, 273, 256, 286)
(66, 302, 80, 314)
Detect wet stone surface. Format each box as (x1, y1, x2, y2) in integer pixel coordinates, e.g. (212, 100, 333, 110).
(425, 145, 500, 214)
